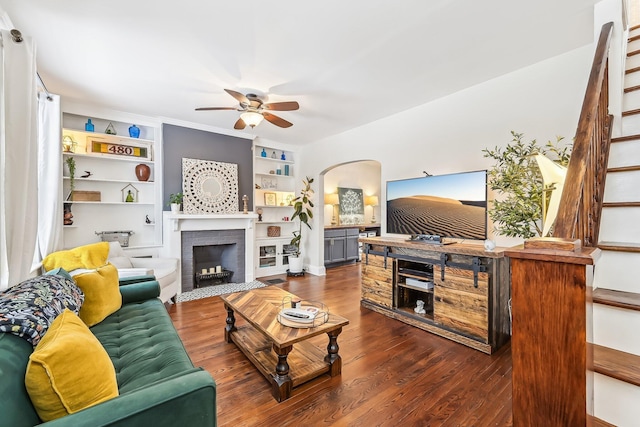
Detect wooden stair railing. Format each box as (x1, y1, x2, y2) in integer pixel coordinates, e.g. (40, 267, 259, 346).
(553, 21, 614, 247)
(508, 22, 614, 427)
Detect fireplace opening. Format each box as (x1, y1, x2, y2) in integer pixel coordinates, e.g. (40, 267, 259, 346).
(193, 243, 237, 288)
(181, 229, 245, 292)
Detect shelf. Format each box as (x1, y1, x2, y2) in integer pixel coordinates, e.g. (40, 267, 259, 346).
(397, 306, 434, 321)
(256, 221, 295, 225)
(63, 201, 155, 205)
(64, 177, 154, 184)
(256, 173, 293, 179)
(255, 205, 294, 209)
(255, 156, 294, 164)
(63, 151, 154, 164)
(397, 267, 433, 280)
(398, 281, 434, 293)
(64, 129, 154, 145)
(256, 237, 291, 243)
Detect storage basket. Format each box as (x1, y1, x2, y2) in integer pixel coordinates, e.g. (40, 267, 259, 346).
(267, 226, 281, 237)
(71, 190, 101, 202)
(95, 230, 134, 247)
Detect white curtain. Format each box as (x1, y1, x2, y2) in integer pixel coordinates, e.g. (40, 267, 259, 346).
(0, 29, 38, 289)
(36, 92, 63, 261)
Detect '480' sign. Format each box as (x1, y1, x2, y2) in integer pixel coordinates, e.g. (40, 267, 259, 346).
(90, 140, 151, 160)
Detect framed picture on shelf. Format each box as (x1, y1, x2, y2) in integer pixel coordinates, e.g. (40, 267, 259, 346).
(261, 177, 277, 190)
(264, 192, 277, 206)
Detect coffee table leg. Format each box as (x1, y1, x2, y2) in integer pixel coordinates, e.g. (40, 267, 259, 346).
(272, 344, 293, 402)
(325, 327, 343, 376)
(224, 303, 236, 343)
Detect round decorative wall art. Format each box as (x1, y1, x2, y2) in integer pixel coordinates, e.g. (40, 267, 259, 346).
(182, 158, 239, 214)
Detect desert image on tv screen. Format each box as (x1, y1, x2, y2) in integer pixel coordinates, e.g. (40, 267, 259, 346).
(386, 170, 487, 240)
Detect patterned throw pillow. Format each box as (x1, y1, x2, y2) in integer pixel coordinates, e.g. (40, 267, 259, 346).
(0, 274, 84, 346)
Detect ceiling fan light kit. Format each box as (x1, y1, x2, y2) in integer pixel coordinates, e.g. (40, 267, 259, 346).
(196, 89, 299, 130)
(240, 111, 264, 128)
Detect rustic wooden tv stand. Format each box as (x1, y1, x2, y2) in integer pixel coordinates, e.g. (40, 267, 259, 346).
(359, 236, 511, 354)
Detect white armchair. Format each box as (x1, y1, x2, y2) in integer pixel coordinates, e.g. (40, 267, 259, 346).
(107, 241, 179, 303)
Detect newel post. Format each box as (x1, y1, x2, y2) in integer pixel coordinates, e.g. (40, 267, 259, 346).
(505, 238, 600, 426)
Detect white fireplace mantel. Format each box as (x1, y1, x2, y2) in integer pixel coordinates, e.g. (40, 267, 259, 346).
(161, 212, 258, 285)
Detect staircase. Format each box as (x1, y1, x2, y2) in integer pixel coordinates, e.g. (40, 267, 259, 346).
(591, 23, 640, 427)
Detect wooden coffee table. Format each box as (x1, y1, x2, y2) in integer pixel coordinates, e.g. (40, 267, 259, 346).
(220, 285, 349, 402)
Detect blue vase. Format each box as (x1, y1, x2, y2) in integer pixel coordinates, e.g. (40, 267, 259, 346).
(281, 151, 286, 160)
(129, 124, 140, 138)
(85, 119, 94, 132)
(284, 164, 290, 176)
(261, 148, 267, 157)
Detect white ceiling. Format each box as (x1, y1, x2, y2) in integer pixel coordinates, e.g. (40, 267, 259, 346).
(1, 0, 598, 145)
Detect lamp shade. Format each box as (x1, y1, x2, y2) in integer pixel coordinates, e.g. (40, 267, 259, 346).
(366, 195, 379, 206)
(324, 193, 339, 205)
(240, 111, 264, 128)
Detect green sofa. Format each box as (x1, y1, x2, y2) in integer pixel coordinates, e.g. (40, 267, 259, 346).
(0, 277, 217, 427)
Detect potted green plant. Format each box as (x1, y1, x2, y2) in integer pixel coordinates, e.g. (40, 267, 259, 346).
(168, 192, 183, 214)
(65, 157, 76, 200)
(289, 176, 314, 273)
(483, 131, 571, 239)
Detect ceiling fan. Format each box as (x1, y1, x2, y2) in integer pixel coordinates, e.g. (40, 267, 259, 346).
(195, 89, 299, 130)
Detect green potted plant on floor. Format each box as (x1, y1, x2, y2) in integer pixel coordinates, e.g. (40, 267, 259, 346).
(168, 192, 183, 214)
(289, 176, 314, 274)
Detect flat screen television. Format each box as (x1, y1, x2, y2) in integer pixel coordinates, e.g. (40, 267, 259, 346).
(386, 170, 487, 240)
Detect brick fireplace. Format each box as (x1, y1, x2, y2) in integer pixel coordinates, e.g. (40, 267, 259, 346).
(161, 212, 258, 294)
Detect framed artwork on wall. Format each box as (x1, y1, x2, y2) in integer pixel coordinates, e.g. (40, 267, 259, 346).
(338, 187, 365, 225)
(182, 158, 239, 214)
(264, 192, 277, 206)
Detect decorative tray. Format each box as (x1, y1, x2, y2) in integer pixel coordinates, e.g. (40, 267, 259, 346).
(276, 296, 329, 328)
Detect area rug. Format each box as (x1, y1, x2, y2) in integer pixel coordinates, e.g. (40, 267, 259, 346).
(176, 280, 267, 302)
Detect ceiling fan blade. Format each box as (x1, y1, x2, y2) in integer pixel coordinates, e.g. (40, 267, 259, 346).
(225, 89, 250, 105)
(195, 107, 237, 111)
(234, 117, 247, 130)
(263, 101, 299, 111)
(263, 112, 293, 128)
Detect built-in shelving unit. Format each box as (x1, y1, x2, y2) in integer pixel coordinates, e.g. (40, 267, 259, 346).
(62, 113, 162, 251)
(253, 144, 297, 276)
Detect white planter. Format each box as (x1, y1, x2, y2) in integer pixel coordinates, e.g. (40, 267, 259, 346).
(288, 255, 304, 273)
(170, 203, 180, 214)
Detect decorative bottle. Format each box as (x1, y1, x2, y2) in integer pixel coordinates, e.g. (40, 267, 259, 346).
(281, 151, 286, 160)
(261, 148, 267, 157)
(128, 124, 140, 138)
(271, 151, 277, 159)
(125, 190, 134, 202)
(85, 119, 94, 132)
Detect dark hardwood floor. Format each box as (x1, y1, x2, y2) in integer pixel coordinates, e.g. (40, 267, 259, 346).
(168, 263, 513, 426)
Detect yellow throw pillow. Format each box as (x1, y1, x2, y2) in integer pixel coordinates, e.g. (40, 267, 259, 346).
(25, 309, 119, 422)
(42, 242, 110, 273)
(72, 264, 122, 327)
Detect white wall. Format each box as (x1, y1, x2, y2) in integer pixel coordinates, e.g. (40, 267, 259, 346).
(299, 45, 594, 274)
(324, 161, 381, 226)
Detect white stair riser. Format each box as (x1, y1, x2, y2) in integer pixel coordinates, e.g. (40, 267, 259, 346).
(626, 53, 640, 70)
(594, 373, 640, 427)
(625, 70, 640, 88)
(609, 139, 640, 168)
(623, 88, 640, 111)
(630, 38, 640, 52)
(599, 208, 640, 241)
(621, 114, 640, 134)
(593, 251, 640, 293)
(593, 304, 640, 356)
(603, 170, 640, 202)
